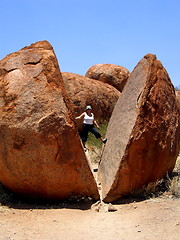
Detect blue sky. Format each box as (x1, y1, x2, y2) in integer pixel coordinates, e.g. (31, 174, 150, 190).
(0, 0, 179, 87)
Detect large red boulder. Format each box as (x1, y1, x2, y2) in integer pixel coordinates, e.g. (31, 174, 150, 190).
(62, 72, 120, 123)
(98, 54, 180, 202)
(0, 41, 99, 200)
(85, 64, 130, 92)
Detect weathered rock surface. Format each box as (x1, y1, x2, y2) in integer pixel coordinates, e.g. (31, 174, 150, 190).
(85, 64, 130, 92)
(62, 72, 120, 123)
(0, 41, 99, 200)
(98, 54, 180, 202)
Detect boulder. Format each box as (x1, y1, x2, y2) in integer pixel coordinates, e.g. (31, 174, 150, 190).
(98, 54, 180, 202)
(62, 72, 120, 123)
(85, 64, 130, 92)
(0, 41, 99, 200)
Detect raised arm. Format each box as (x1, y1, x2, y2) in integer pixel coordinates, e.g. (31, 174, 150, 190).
(75, 112, 85, 120)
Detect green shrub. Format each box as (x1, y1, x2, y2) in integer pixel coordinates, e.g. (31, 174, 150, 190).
(86, 122, 108, 149)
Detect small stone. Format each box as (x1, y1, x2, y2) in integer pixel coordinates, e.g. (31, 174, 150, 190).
(91, 201, 101, 212)
(108, 203, 117, 212)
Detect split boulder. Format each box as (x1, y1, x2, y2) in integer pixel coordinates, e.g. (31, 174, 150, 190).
(98, 54, 180, 202)
(0, 41, 99, 200)
(85, 64, 130, 92)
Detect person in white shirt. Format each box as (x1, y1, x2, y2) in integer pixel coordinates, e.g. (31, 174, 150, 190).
(75, 105, 107, 151)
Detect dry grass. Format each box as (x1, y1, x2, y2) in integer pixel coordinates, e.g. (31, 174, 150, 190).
(169, 154, 180, 197)
(130, 153, 180, 199)
(86, 122, 108, 164)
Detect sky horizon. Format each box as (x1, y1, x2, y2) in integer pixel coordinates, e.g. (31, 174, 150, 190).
(0, 0, 179, 88)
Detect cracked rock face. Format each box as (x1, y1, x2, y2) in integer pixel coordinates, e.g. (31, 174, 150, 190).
(85, 64, 130, 92)
(62, 72, 120, 123)
(0, 41, 99, 200)
(98, 54, 180, 202)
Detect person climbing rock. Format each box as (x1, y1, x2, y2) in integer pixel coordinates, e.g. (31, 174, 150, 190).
(75, 105, 107, 151)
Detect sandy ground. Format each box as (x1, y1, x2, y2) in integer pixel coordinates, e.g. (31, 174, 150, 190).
(0, 196, 179, 240)
(0, 153, 179, 240)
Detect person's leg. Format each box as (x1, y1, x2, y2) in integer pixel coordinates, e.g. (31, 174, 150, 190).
(90, 125, 107, 143)
(82, 141, 86, 148)
(80, 124, 89, 150)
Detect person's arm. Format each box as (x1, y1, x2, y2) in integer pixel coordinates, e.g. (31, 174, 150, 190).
(94, 120, 100, 129)
(75, 112, 85, 120)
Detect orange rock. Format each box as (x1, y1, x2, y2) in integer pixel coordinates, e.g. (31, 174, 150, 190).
(0, 41, 99, 200)
(62, 72, 120, 123)
(98, 54, 180, 202)
(85, 64, 130, 92)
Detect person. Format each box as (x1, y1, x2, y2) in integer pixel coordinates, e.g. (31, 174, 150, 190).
(75, 105, 107, 151)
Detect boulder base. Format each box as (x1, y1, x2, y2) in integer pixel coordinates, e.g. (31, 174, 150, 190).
(98, 54, 180, 202)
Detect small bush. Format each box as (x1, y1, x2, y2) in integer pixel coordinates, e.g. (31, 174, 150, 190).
(86, 122, 108, 148)
(86, 122, 108, 164)
(130, 154, 180, 199)
(169, 154, 180, 197)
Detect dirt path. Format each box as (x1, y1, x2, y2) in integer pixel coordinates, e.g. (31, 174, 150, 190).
(0, 197, 179, 240)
